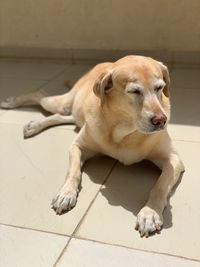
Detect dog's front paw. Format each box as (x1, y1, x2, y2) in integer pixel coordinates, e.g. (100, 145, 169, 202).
(1, 97, 17, 109)
(135, 206, 163, 237)
(24, 121, 42, 138)
(51, 188, 78, 215)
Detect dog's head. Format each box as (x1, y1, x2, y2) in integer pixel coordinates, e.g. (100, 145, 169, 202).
(93, 56, 170, 134)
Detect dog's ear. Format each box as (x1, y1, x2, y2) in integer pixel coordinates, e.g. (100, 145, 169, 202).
(93, 70, 113, 104)
(158, 62, 170, 97)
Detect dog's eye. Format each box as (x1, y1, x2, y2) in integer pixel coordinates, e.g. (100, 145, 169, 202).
(133, 89, 141, 95)
(155, 85, 163, 92)
(128, 89, 142, 95)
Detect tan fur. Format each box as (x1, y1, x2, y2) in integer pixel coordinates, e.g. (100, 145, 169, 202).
(1, 55, 184, 237)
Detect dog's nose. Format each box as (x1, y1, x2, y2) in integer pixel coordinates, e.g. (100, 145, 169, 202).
(151, 113, 167, 127)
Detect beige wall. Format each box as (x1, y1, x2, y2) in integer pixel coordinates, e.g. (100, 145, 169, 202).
(0, 0, 200, 52)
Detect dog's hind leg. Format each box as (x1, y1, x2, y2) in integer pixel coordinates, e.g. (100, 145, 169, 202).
(23, 113, 75, 138)
(1, 89, 74, 115)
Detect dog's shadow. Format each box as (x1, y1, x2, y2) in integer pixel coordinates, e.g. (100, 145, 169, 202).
(83, 157, 177, 230)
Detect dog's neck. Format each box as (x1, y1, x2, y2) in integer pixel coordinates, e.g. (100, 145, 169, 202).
(99, 96, 138, 143)
(101, 110, 137, 144)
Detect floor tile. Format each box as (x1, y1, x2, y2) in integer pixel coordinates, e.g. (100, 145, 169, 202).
(168, 124, 200, 142)
(41, 64, 93, 95)
(57, 238, 200, 267)
(0, 123, 115, 235)
(76, 141, 200, 261)
(0, 61, 68, 80)
(0, 224, 68, 267)
(170, 67, 200, 89)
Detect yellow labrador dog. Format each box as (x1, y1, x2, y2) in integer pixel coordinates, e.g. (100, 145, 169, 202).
(1, 55, 184, 237)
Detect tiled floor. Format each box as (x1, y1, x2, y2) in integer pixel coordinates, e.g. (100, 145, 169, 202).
(0, 59, 200, 267)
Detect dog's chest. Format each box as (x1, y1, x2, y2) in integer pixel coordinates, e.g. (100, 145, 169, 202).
(103, 134, 152, 165)
(114, 148, 145, 165)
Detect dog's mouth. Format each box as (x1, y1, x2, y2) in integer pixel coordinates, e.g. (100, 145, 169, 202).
(150, 124, 166, 132)
(137, 122, 167, 134)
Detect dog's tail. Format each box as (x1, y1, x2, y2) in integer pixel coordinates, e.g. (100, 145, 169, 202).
(64, 80, 76, 90)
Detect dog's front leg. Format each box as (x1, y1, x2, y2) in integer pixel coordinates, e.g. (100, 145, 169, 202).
(136, 152, 185, 237)
(52, 127, 96, 215)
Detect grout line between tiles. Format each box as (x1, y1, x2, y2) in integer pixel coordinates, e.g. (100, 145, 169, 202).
(0, 222, 70, 238)
(53, 160, 118, 267)
(74, 236, 200, 263)
(1, 223, 199, 264)
(172, 138, 200, 143)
